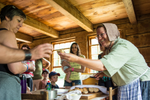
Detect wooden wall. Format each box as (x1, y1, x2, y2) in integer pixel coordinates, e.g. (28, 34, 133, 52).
(20, 13, 150, 68)
(118, 14, 150, 66)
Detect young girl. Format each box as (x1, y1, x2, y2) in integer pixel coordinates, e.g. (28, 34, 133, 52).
(21, 44, 35, 91)
(59, 43, 85, 89)
(39, 69, 50, 89)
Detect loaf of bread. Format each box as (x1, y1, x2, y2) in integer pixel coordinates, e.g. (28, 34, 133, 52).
(88, 88, 94, 93)
(82, 87, 88, 94)
(79, 88, 83, 92)
(69, 87, 99, 94)
(57, 50, 65, 53)
(93, 88, 99, 93)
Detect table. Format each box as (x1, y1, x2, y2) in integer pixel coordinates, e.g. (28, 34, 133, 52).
(55, 89, 108, 100)
(22, 89, 108, 100)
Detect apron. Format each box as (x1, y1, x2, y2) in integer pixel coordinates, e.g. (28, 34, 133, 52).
(117, 68, 148, 100)
(0, 71, 21, 100)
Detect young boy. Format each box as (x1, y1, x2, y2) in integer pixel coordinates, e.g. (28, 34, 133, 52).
(39, 69, 50, 89)
(49, 71, 60, 89)
(57, 50, 72, 83)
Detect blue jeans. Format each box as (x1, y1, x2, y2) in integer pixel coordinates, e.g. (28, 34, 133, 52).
(140, 81, 150, 100)
(64, 80, 81, 86)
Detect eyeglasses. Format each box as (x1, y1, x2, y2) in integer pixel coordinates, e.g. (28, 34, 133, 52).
(95, 33, 106, 40)
(97, 33, 106, 38)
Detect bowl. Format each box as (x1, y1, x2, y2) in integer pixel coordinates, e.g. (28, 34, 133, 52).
(69, 93, 82, 100)
(41, 90, 57, 99)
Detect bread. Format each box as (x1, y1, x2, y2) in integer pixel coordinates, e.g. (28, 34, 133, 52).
(93, 88, 99, 93)
(82, 87, 88, 94)
(69, 87, 99, 94)
(79, 88, 83, 92)
(57, 50, 65, 53)
(75, 87, 80, 89)
(88, 88, 94, 93)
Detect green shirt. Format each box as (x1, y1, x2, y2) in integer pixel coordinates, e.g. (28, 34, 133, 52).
(68, 55, 85, 80)
(33, 59, 43, 80)
(101, 38, 150, 86)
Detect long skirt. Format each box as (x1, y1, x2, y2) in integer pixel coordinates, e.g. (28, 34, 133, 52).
(140, 80, 150, 100)
(117, 79, 142, 100)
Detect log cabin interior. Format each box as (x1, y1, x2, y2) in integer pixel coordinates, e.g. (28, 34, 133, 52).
(0, 0, 150, 93)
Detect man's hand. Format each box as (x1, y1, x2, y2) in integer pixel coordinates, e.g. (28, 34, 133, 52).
(30, 43, 53, 60)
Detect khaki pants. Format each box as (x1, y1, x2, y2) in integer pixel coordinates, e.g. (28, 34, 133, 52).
(32, 79, 41, 91)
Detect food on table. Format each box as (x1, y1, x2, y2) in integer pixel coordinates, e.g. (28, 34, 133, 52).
(93, 88, 99, 92)
(82, 87, 88, 94)
(78, 88, 83, 92)
(88, 87, 94, 93)
(69, 87, 100, 94)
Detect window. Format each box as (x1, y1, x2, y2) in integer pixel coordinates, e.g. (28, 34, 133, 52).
(89, 36, 102, 73)
(52, 40, 75, 87)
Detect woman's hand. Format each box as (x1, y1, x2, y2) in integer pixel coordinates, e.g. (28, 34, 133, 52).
(94, 72, 105, 80)
(28, 62, 35, 72)
(59, 53, 79, 62)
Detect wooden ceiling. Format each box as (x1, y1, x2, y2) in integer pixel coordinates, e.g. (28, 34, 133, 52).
(0, 0, 150, 43)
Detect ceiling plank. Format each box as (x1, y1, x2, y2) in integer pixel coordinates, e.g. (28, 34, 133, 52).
(25, 5, 52, 14)
(122, 0, 137, 24)
(16, 32, 33, 43)
(0, 3, 59, 38)
(45, 0, 93, 32)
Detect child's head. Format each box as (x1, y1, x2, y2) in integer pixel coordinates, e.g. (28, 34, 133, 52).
(49, 71, 60, 83)
(42, 69, 49, 79)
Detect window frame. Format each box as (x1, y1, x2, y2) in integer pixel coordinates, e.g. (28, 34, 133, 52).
(51, 39, 75, 71)
(50, 39, 75, 87)
(88, 35, 101, 73)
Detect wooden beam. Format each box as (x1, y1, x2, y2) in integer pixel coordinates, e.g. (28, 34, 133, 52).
(0, 3, 59, 38)
(45, 0, 93, 32)
(16, 32, 33, 43)
(122, 0, 137, 24)
(24, 16, 59, 38)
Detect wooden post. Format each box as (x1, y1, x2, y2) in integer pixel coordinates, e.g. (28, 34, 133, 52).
(109, 87, 112, 100)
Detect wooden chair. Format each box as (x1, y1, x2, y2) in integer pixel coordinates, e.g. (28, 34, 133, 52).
(21, 91, 48, 100)
(109, 87, 117, 100)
